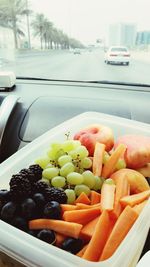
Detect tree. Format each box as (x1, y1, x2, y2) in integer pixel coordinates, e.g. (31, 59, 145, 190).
(42, 19, 54, 49)
(31, 13, 47, 50)
(0, 0, 31, 49)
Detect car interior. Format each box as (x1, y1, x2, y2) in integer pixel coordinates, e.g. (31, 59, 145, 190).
(0, 0, 150, 266)
(0, 77, 150, 264)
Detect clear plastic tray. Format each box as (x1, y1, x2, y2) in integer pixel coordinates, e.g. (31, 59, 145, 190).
(0, 112, 150, 267)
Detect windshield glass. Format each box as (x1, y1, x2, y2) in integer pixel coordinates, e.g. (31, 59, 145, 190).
(0, 0, 150, 84)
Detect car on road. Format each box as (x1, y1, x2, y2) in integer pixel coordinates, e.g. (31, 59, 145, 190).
(73, 48, 81, 54)
(104, 46, 130, 65)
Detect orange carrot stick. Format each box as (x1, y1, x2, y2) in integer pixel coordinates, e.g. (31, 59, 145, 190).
(110, 175, 130, 220)
(63, 206, 101, 225)
(102, 144, 127, 178)
(76, 244, 88, 257)
(101, 182, 116, 211)
(76, 203, 101, 209)
(99, 206, 138, 261)
(92, 143, 105, 176)
(120, 189, 150, 207)
(75, 192, 91, 205)
(79, 216, 100, 241)
(90, 190, 101, 205)
(55, 233, 66, 247)
(82, 210, 111, 261)
(60, 204, 77, 213)
(29, 219, 83, 239)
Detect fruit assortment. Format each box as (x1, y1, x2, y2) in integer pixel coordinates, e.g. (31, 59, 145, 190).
(0, 123, 150, 263)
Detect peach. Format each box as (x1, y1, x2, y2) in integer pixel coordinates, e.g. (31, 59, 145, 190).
(111, 168, 150, 194)
(114, 135, 150, 169)
(73, 124, 114, 156)
(136, 163, 150, 178)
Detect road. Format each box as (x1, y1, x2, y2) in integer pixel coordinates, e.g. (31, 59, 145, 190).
(1, 49, 150, 84)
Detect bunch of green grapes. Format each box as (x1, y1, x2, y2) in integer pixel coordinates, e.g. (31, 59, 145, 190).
(35, 139, 104, 204)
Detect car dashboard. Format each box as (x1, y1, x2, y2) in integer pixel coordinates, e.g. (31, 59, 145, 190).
(0, 78, 150, 261)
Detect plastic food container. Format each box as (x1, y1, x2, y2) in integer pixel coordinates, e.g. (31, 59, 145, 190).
(0, 112, 150, 267)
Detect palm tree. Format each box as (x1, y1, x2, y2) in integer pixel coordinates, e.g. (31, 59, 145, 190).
(43, 19, 54, 49)
(0, 0, 31, 49)
(31, 13, 47, 49)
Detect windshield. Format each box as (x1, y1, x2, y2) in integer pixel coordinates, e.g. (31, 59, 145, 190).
(0, 0, 150, 85)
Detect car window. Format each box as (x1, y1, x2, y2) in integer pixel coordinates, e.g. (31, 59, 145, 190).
(110, 48, 128, 52)
(0, 0, 150, 85)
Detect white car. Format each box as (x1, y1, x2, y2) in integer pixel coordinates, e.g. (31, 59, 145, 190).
(104, 46, 130, 65)
(73, 48, 81, 54)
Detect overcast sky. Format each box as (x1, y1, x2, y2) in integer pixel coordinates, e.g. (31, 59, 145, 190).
(30, 0, 150, 44)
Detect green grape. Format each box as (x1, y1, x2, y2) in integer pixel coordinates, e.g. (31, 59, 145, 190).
(35, 156, 50, 169)
(51, 176, 66, 188)
(93, 176, 104, 191)
(47, 149, 57, 160)
(42, 167, 59, 180)
(67, 172, 84, 185)
(69, 145, 89, 159)
(116, 158, 126, 170)
(55, 149, 66, 160)
(82, 170, 95, 189)
(61, 140, 76, 152)
(104, 178, 115, 185)
(60, 162, 75, 177)
(74, 185, 91, 196)
(103, 151, 110, 164)
(81, 157, 92, 169)
(77, 167, 84, 174)
(65, 189, 76, 204)
(51, 142, 62, 152)
(58, 155, 72, 167)
(47, 142, 64, 160)
(45, 163, 54, 168)
(72, 140, 81, 148)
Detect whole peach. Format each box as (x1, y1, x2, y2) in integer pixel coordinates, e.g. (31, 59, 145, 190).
(74, 124, 114, 156)
(115, 135, 150, 169)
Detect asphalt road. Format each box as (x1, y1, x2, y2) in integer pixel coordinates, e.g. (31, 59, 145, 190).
(1, 49, 150, 84)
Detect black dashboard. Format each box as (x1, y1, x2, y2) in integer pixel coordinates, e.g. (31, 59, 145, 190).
(0, 79, 150, 163)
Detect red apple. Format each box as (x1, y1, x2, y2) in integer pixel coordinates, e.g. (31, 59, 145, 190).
(73, 124, 114, 156)
(114, 135, 150, 169)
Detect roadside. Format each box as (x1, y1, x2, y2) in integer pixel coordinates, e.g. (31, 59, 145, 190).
(131, 51, 150, 63)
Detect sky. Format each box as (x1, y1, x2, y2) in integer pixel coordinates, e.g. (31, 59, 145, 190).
(30, 0, 150, 45)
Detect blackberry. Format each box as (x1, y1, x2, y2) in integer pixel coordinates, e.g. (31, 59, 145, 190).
(29, 164, 43, 181)
(19, 168, 36, 184)
(20, 164, 43, 184)
(9, 174, 32, 200)
(44, 187, 67, 204)
(34, 180, 49, 194)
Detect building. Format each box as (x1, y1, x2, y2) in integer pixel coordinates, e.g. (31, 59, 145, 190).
(108, 23, 137, 48)
(136, 31, 150, 46)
